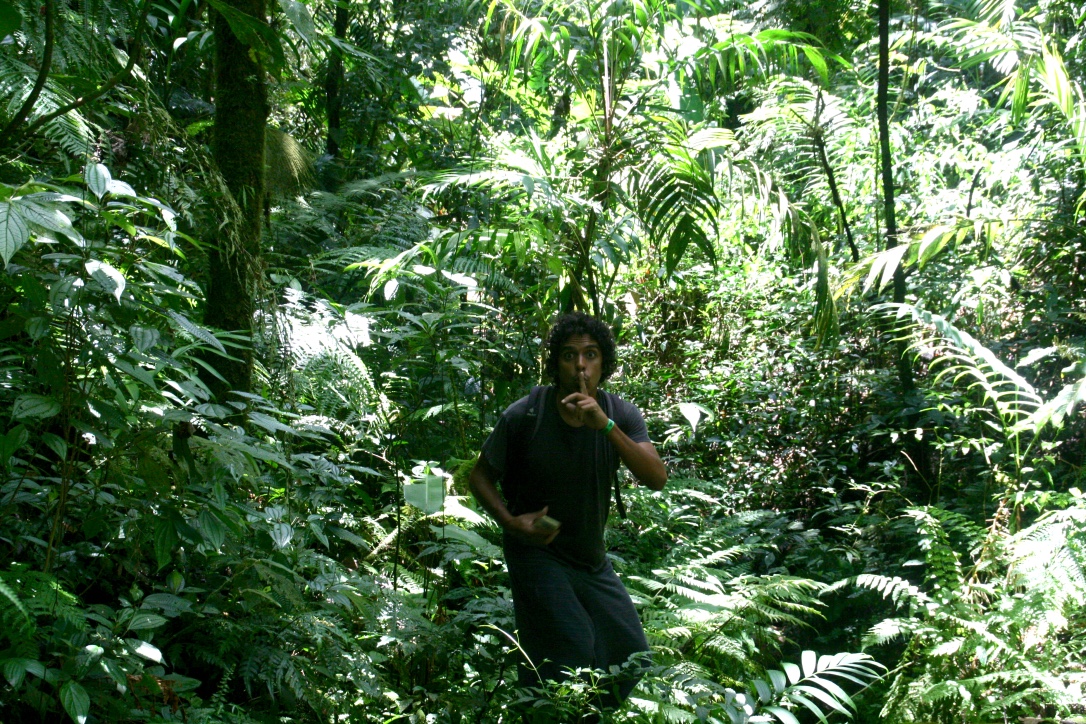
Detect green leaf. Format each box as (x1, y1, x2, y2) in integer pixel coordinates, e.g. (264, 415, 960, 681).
(764, 706, 801, 724)
(100, 658, 126, 689)
(0, 424, 29, 466)
(17, 200, 77, 239)
(801, 45, 828, 84)
(801, 650, 817, 678)
(404, 475, 445, 513)
(270, 522, 294, 548)
(59, 680, 90, 724)
(0, 202, 30, 266)
(431, 524, 495, 552)
(277, 0, 315, 43)
(2, 659, 25, 689)
(677, 402, 703, 433)
(168, 311, 227, 354)
(85, 164, 111, 200)
(0, 0, 22, 37)
(127, 325, 158, 356)
(131, 640, 163, 663)
(205, 0, 285, 73)
(154, 516, 178, 570)
(41, 432, 67, 460)
(249, 411, 297, 436)
(12, 394, 62, 420)
(126, 611, 168, 631)
(85, 259, 126, 301)
(198, 509, 227, 551)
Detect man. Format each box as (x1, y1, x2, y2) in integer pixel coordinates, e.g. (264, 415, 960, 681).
(469, 312, 667, 717)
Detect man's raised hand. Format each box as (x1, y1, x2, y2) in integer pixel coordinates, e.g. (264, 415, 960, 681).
(561, 376, 609, 430)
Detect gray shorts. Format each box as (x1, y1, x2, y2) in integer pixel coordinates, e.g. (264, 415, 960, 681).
(504, 539, 650, 708)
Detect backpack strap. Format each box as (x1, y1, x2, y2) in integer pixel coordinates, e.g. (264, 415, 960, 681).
(599, 391, 628, 520)
(524, 385, 550, 443)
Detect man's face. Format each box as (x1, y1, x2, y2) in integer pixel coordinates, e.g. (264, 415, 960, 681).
(556, 334, 602, 395)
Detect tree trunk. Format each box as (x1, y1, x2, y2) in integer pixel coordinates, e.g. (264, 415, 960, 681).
(325, 0, 349, 157)
(205, 0, 269, 398)
(877, 0, 913, 393)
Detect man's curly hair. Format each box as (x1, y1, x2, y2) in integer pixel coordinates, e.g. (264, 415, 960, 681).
(544, 312, 618, 386)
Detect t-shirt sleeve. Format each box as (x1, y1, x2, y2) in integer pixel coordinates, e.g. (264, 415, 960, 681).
(481, 395, 531, 477)
(616, 398, 650, 444)
(481, 412, 511, 476)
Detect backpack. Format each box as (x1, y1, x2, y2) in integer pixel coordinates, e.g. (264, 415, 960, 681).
(521, 385, 628, 520)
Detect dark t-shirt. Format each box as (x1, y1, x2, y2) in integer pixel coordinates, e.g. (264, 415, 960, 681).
(481, 386, 650, 571)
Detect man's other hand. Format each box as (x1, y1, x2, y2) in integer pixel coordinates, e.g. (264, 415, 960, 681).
(504, 506, 560, 546)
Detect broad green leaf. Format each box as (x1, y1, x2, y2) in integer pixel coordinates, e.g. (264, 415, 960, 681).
(126, 611, 168, 631)
(129, 325, 160, 353)
(165, 571, 186, 594)
(12, 394, 62, 420)
(0, 425, 29, 466)
(85, 164, 111, 199)
(764, 705, 801, 724)
(86, 259, 126, 301)
(753, 678, 772, 703)
(308, 518, 329, 547)
(801, 45, 828, 84)
(793, 683, 849, 715)
(801, 649, 817, 678)
(249, 411, 297, 436)
(2, 658, 30, 689)
(0, 202, 29, 266)
(1017, 346, 1058, 368)
(106, 179, 137, 197)
(168, 310, 226, 354)
(41, 432, 67, 460)
(678, 402, 702, 433)
(782, 661, 801, 685)
(0, 0, 22, 37)
(768, 668, 788, 694)
(131, 640, 163, 663)
(198, 509, 227, 550)
(431, 524, 495, 553)
(404, 475, 445, 514)
(17, 200, 75, 236)
(154, 516, 178, 569)
(100, 658, 126, 689)
(204, 0, 286, 73)
(277, 0, 315, 43)
(270, 522, 294, 548)
(59, 680, 90, 724)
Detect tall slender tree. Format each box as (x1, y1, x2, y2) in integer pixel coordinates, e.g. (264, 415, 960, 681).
(205, 0, 270, 397)
(877, 0, 913, 393)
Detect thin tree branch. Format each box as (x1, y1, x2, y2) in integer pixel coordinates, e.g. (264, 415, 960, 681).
(0, 0, 56, 149)
(791, 101, 860, 263)
(20, 0, 153, 142)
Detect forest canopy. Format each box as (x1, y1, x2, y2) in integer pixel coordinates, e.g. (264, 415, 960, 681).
(1, 0, 1085, 721)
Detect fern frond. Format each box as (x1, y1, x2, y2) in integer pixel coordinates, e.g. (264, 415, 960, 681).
(876, 303, 1043, 428)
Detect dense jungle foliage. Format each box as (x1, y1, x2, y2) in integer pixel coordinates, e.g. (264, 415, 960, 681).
(1, 0, 1085, 721)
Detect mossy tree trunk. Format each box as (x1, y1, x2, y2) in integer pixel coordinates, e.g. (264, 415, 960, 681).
(325, 0, 349, 157)
(877, 0, 912, 393)
(205, 0, 269, 398)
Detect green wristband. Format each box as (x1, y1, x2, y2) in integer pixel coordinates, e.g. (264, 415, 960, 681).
(603, 418, 615, 434)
